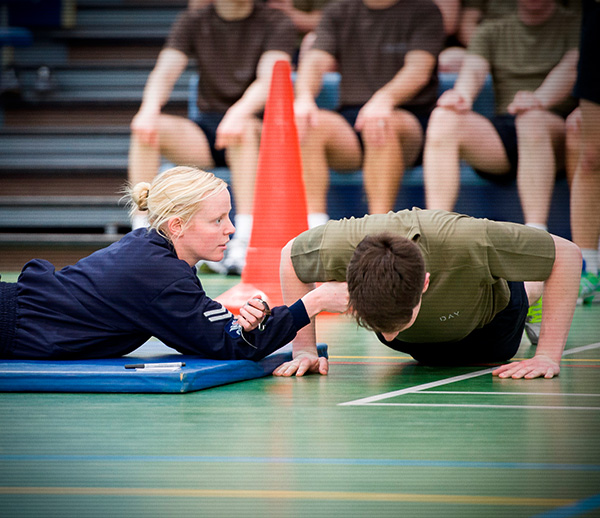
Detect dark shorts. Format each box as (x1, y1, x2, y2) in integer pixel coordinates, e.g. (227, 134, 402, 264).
(473, 114, 519, 184)
(192, 112, 227, 168)
(573, 0, 600, 105)
(339, 104, 432, 165)
(377, 281, 529, 365)
(0, 281, 18, 358)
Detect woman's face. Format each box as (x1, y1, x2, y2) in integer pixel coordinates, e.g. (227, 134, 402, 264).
(172, 189, 236, 266)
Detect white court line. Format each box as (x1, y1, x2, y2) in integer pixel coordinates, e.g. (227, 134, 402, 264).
(359, 403, 600, 411)
(424, 391, 600, 397)
(338, 368, 495, 406)
(339, 342, 600, 407)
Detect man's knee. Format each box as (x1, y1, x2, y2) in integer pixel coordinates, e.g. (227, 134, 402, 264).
(426, 107, 462, 144)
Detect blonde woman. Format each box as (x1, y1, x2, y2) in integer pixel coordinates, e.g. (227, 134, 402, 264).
(0, 166, 348, 361)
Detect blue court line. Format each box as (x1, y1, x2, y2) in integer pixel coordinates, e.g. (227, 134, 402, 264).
(1, 455, 600, 472)
(533, 493, 600, 517)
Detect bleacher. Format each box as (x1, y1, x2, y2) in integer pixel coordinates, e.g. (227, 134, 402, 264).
(0, 0, 571, 271)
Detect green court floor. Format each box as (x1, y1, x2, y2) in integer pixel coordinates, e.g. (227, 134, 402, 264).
(1, 274, 599, 518)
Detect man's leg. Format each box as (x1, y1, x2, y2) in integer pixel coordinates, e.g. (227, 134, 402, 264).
(300, 110, 362, 224)
(221, 117, 262, 274)
(128, 114, 214, 228)
(362, 110, 422, 214)
(423, 107, 511, 210)
(570, 99, 600, 302)
(515, 109, 566, 230)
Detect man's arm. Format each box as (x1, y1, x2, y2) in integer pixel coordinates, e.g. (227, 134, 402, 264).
(436, 52, 490, 113)
(272, 239, 325, 377)
(493, 235, 582, 379)
(293, 48, 336, 140)
(508, 49, 579, 115)
(354, 50, 437, 133)
(130, 48, 189, 147)
(216, 50, 291, 149)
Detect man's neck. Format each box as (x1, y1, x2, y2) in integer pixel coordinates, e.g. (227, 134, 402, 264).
(362, 0, 399, 10)
(214, 0, 253, 21)
(518, 1, 556, 26)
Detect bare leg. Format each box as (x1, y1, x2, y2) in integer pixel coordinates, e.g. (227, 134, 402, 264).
(300, 110, 362, 215)
(225, 117, 261, 216)
(362, 110, 422, 214)
(515, 110, 566, 228)
(128, 114, 214, 226)
(424, 107, 510, 210)
(570, 100, 600, 252)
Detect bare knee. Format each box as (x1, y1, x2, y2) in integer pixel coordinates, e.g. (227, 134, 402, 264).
(426, 107, 462, 146)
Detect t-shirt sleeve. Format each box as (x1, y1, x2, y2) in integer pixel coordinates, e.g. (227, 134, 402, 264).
(483, 221, 556, 282)
(407, 1, 446, 57)
(311, 2, 341, 57)
(165, 11, 195, 56)
(466, 17, 495, 61)
(264, 10, 298, 56)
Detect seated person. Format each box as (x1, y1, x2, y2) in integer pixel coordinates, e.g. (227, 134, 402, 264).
(129, 0, 297, 275)
(294, 0, 445, 229)
(423, 0, 579, 233)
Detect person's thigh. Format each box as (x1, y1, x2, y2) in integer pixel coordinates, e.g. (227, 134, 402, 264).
(458, 112, 512, 174)
(319, 109, 363, 171)
(515, 109, 567, 167)
(157, 113, 215, 169)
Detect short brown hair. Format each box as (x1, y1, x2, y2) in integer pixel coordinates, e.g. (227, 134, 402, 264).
(346, 234, 426, 334)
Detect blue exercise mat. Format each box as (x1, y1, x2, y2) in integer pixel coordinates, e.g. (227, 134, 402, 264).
(0, 340, 328, 393)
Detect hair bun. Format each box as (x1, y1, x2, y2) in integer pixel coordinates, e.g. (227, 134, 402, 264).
(131, 182, 151, 212)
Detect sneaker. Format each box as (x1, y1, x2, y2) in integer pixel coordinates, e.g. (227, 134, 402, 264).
(578, 271, 599, 305)
(524, 297, 542, 346)
(222, 238, 248, 276)
(34, 65, 56, 94)
(196, 260, 227, 275)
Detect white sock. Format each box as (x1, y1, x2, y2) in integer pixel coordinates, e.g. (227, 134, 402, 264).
(526, 222, 547, 232)
(131, 214, 148, 230)
(308, 212, 329, 229)
(582, 249, 599, 275)
(233, 214, 253, 242)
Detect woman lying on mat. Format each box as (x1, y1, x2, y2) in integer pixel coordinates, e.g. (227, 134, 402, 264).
(0, 166, 348, 361)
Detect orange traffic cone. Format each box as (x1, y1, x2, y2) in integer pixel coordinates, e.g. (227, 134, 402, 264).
(217, 60, 308, 311)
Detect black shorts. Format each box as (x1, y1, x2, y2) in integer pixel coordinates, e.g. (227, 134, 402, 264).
(0, 281, 18, 358)
(378, 281, 529, 365)
(192, 112, 227, 168)
(339, 104, 432, 165)
(573, 0, 600, 105)
(473, 114, 519, 184)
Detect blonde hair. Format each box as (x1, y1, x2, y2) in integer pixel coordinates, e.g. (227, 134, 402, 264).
(126, 166, 228, 239)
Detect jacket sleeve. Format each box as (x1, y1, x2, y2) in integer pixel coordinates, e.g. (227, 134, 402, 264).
(138, 276, 310, 361)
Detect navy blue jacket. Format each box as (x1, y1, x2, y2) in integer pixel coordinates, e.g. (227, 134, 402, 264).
(9, 229, 309, 360)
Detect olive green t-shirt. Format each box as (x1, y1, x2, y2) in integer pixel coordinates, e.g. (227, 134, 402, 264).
(291, 209, 555, 343)
(462, 0, 516, 20)
(467, 6, 579, 116)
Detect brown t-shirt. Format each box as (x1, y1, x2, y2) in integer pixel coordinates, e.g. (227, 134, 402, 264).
(312, 0, 445, 109)
(166, 5, 297, 113)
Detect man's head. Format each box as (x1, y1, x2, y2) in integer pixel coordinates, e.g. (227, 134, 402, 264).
(346, 234, 429, 337)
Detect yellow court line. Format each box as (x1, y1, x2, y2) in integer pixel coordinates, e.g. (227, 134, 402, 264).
(0, 486, 575, 507)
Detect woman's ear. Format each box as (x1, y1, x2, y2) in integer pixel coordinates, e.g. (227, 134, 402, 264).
(167, 217, 184, 239)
